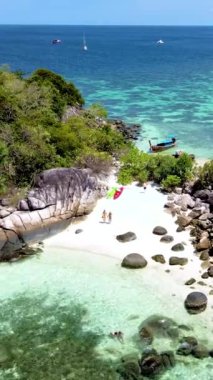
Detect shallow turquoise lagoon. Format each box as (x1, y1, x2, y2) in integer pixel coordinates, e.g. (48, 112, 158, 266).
(0, 247, 212, 379)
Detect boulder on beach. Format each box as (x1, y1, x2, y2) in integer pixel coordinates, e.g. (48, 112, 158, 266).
(121, 253, 147, 269)
(171, 243, 185, 252)
(152, 254, 166, 264)
(169, 257, 188, 266)
(75, 229, 83, 234)
(207, 266, 213, 277)
(116, 231, 137, 243)
(184, 292, 207, 314)
(199, 250, 209, 261)
(185, 278, 196, 286)
(196, 237, 211, 251)
(160, 235, 174, 243)
(153, 226, 167, 236)
(176, 215, 192, 228)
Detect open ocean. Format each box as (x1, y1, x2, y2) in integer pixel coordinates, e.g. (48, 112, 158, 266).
(0, 26, 213, 379)
(0, 25, 213, 159)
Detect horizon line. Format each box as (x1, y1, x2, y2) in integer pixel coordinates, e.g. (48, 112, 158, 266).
(0, 23, 213, 27)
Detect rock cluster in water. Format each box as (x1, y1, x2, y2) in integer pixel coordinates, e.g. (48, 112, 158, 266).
(110, 119, 142, 140)
(0, 168, 103, 259)
(117, 314, 213, 379)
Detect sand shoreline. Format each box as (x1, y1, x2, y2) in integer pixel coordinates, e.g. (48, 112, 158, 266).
(44, 180, 213, 305)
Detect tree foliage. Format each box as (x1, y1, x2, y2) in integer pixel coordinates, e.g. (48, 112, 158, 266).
(118, 147, 194, 187)
(0, 68, 128, 194)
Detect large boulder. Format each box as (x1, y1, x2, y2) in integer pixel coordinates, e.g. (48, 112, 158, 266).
(121, 253, 147, 269)
(0, 168, 100, 258)
(153, 226, 167, 236)
(117, 360, 141, 379)
(193, 190, 211, 201)
(184, 292, 208, 314)
(116, 232, 137, 242)
(169, 257, 188, 266)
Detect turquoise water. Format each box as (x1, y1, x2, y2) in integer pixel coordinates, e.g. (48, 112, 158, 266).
(0, 25, 213, 159)
(0, 247, 212, 379)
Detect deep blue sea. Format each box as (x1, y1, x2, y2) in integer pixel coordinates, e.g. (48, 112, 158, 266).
(0, 25, 213, 158)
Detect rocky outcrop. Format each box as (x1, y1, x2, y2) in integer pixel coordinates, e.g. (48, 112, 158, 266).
(0, 168, 102, 259)
(184, 292, 207, 314)
(121, 253, 147, 269)
(110, 119, 142, 141)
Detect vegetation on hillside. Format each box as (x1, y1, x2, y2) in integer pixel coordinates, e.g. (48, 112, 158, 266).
(0, 68, 128, 194)
(1, 66, 210, 197)
(117, 146, 195, 191)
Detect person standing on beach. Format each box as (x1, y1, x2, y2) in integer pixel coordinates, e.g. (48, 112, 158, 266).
(108, 212, 112, 224)
(102, 210, 107, 223)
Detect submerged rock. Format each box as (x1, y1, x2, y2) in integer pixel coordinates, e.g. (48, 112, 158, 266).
(192, 344, 209, 359)
(184, 292, 208, 314)
(140, 352, 163, 377)
(139, 315, 179, 339)
(121, 253, 147, 269)
(117, 360, 141, 379)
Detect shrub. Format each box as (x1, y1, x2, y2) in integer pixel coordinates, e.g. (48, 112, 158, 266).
(198, 160, 213, 187)
(161, 175, 181, 191)
(76, 151, 112, 175)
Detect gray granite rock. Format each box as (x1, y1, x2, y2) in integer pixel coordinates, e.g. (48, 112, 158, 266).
(184, 292, 207, 314)
(121, 253, 147, 269)
(116, 232, 137, 242)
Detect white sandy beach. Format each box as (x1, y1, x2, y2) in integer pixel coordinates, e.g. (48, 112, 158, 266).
(44, 180, 213, 346)
(45, 181, 211, 280)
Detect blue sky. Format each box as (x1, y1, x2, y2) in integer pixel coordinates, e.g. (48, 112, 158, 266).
(0, 0, 213, 25)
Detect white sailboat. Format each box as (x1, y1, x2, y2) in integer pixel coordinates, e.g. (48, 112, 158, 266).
(83, 34, 88, 51)
(156, 39, 165, 44)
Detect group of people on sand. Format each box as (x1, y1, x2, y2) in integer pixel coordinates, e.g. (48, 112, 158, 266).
(101, 210, 112, 224)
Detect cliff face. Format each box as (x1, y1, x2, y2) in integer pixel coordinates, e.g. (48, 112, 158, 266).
(0, 168, 102, 259)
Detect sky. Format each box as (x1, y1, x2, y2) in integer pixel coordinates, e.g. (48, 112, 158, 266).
(0, 0, 212, 25)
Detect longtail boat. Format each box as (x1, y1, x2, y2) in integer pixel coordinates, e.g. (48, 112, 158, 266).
(149, 137, 176, 152)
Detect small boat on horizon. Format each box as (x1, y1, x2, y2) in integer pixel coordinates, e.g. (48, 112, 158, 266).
(52, 39, 62, 44)
(83, 34, 88, 51)
(149, 137, 176, 152)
